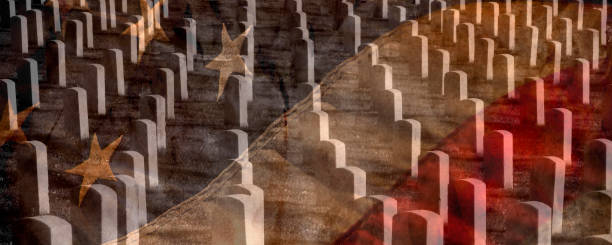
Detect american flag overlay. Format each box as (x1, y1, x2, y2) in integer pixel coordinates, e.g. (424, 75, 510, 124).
(0, 0, 611, 244)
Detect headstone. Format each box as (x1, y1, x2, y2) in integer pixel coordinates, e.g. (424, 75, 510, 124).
(389, 5, 405, 26)
(373, 88, 402, 128)
(110, 151, 147, 226)
(15, 141, 50, 217)
(128, 15, 145, 53)
(448, 178, 486, 245)
(392, 119, 421, 177)
(442, 9, 459, 45)
(593, 7, 607, 45)
(354, 195, 397, 245)
(392, 210, 444, 244)
(293, 33, 315, 84)
(104, 49, 125, 95)
(210, 186, 265, 245)
(546, 108, 572, 165)
(483, 130, 513, 189)
(546, 40, 562, 85)
(0, 0, 16, 28)
(16, 215, 72, 245)
(428, 49, 450, 95)
(101, 174, 139, 238)
(576, 0, 584, 30)
(129, 119, 158, 187)
(492, 54, 516, 99)
(475, 38, 494, 81)
(153, 68, 175, 119)
(63, 87, 89, 141)
(534, 5, 552, 40)
(472, 0, 482, 24)
(76, 11, 94, 48)
(482, 2, 499, 37)
(375, 0, 388, 19)
(25, 9, 42, 47)
(429, 0, 446, 23)
(80, 64, 106, 115)
(455, 23, 474, 63)
(11, 15, 28, 54)
(169, 53, 188, 100)
(184, 18, 196, 71)
(65, 19, 83, 57)
(0, 79, 17, 130)
(529, 156, 565, 234)
(107, 0, 116, 28)
(577, 29, 600, 71)
(579, 190, 612, 237)
(402, 35, 428, 80)
(340, 15, 361, 54)
(223, 75, 250, 128)
(505, 201, 552, 244)
(557, 18, 573, 56)
(70, 184, 118, 244)
(46, 40, 66, 87)
(499, 13, 515, 50)
(358, 43, 379, 88)
(16, 58, 40, 109)
(224, 129, 249, 163)
(583, 139, 612, 192)
(139, 95, 166, 150)
(569, 58, 590, 104)
(418, 151, 450, 222)
(443, 70, 468, 99)
(48, 0, 61, 33)
(526, 25, 539, 67)
(120, 22, 138, 64)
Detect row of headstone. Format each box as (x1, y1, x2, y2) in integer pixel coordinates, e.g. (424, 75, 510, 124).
(338, 0, 361, 54)
(13, 140, 146, 244)
(288, 0, 315, 86)
(210, 130, 264, 245)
